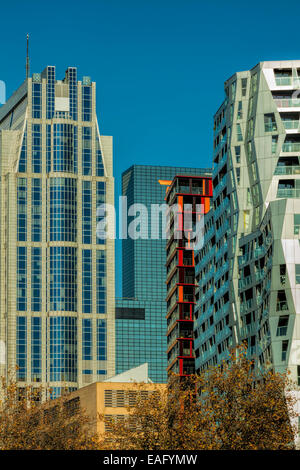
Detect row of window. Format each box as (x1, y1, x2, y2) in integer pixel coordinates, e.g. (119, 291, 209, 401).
(18, 124, 104, 176)
(16, 316, 106, 382)
(17, 177, 106, 243)
(17, 247, 106, 313)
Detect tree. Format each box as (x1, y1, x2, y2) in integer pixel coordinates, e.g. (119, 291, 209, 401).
(102, 346, 298, 450)
(0, 373, 101, 450)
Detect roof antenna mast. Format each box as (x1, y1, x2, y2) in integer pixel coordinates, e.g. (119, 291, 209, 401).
(26, 33, 30, 79)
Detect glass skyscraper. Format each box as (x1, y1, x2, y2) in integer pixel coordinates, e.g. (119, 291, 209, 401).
(0, 66, 115, 397)
(116, 165, 211, 383)
(194, 61, 300, 386)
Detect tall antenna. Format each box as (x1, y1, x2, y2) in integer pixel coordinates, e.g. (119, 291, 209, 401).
(26, 33, 30, 79)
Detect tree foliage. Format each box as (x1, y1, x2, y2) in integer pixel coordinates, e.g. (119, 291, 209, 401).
(102, 346, 298, 450)
(0, 373, 101, 450)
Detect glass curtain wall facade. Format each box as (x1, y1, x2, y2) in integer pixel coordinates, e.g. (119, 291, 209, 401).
(0, 66, 115, 396)
(194, 61, 300, 387)
(116, 165, 211, 383)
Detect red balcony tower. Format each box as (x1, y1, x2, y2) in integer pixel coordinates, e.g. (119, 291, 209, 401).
(165, 175, 212, 379)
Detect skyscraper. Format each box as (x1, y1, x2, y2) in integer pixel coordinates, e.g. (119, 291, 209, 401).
(116, 165, 211, 383)
(165, 175, 212, 378)
(0, 66, 115, 397)
(195, 61, 300, 385)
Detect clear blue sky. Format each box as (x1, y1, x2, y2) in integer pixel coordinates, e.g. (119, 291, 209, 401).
(1, 0, 300, 294)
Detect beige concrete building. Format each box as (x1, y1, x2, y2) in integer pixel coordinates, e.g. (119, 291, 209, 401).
(68, 364, 166, 435)
(0, 66, 115, 396)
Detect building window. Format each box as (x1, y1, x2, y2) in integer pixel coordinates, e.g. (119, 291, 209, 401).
(236, 123, 243, 141)
(31, 178, 42, 242)
(235, 146, 241, 163)
(82, 250, 92, 314)
(67, 67, 78, 121)
(17, 247, 27, 311)
(237, 101, 243, 119)
(50, 247, 77, 312)
(236, 167, 241, 185)
(96, 135, 104, 176)
(297, 366, 300, 386)
(294, 214, 300, 235)
(50, 178, 77, 242)
(97, 319, 106, 361)
(49, 316, 77, 382)
(18, 126, 27, 173)
(82, 127, 92, 175)
(281, 340, 288, 362)
(32, 83, 42, 119)
(17, 178, 27, 241)
(82, 318, 92, 361)
(32, 124, 41, 173)
(31, 317, 42, 382)
(251, 73, 258, 95)
(16, 317, 27, 381)
(296, 265, 300, 284)
(280, 264, 286, 285)
(272, 135, 278, 155)
(96, 181, 106, 245)
(231, 81, 236, 100)
(82, 86, 92, 122)
(31, 247, 42, 312)
(241, 78, 248, 97)
(264, 113, 277, 133)
(276, 316, 289, 336)
(53, 124, 75, 173)
(96, 250, 106, 314)
(82, 181, 92, 244)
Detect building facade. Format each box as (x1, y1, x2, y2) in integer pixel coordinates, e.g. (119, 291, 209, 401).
(165, 175, 212, 378)
(195, 61, 300, 384)
(67, 364, 166, 436)
(116, 165, 211, 383)
(0, 66, 115, 396)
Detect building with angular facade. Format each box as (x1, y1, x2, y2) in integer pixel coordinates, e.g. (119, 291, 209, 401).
(116, 165, 211, 383)
(195, 61, 300, 385)
(0, 66, 115, 397)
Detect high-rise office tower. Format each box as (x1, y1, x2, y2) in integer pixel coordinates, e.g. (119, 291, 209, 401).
(195, 61, 300, 384)
(165, 175, 212, 378)
(0, 66, 115, 397)
(116, 165, 211, 383)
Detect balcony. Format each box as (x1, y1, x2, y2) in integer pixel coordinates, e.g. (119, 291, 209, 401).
(277, 188, 300, 198)
(276, 326, 288, 336)
(215, 325, 231, 344)
(240, 298, 254, 314)
(213, 175, 227, 198)
(240, 323, 256, 338)
(282, 142, 300, 152)
(275, 165, 300, 175)
(274, 98, 300, 108)
(275, 77, 292, 86)
(238, 275, 252, 290)
(214, 280, 229, 303)
(182, 294, 194, 303)
(214, 301, 230, 323)
(282, 120, 299, 130)
(276, 301, 289, 311)
(213, 196, 230, 221)
(213, 152, 227, 178)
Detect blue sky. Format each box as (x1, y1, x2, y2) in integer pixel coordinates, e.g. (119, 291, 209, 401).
(2, 0, 300, 293)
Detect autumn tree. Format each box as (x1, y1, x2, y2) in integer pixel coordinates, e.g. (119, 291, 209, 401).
(0, 373, 101, 450)
(102, 346, 298, 450)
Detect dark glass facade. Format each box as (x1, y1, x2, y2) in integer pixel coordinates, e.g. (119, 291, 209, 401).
(116, 165, 211, 383)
